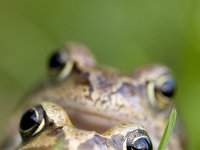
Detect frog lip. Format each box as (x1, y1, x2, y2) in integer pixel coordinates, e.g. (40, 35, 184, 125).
(66, 108, 120, 133)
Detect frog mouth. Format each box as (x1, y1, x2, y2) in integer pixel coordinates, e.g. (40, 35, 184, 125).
(66, 107, 120, 133)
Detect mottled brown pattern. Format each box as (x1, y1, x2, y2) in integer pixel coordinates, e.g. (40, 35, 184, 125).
(1, 42, 184, 150)
(78, 134, 108, 150)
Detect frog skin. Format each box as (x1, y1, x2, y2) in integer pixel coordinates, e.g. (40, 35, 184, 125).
(18, 102, 153, 150)
(1, 42, 184, 149)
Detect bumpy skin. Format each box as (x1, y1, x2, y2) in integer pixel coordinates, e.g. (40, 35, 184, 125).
(17, 102, 150, 150)
(18, 124, 149, 150)
(18, 126, 116, 150)
(1, 42, 184, 149)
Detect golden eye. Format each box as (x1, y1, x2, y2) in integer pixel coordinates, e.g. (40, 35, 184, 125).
(147, 75, 176, 109)
(48, 49, 74, 81)
(19, 105, 46, 140)
(125, 129, 152, 150)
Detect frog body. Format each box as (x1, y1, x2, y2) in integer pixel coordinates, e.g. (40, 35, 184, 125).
(1, 42, 184, 149)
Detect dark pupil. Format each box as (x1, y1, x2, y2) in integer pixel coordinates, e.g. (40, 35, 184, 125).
(127, 138, 153, 150)
(49, 52, 66, 69)
(160, 80, 175, 98)
(20, 109, 39, 131)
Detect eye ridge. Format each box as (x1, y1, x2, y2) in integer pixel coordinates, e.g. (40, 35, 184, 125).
(19, 105, 47, 140)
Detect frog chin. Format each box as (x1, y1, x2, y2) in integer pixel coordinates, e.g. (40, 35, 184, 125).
(66, 108, 120, 133)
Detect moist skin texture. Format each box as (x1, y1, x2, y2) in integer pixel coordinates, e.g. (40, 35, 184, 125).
(1, 42, 184, 150)
(18, 102, 152, 150)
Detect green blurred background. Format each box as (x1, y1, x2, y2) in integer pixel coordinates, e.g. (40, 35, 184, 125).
(0, 1, 200, 149)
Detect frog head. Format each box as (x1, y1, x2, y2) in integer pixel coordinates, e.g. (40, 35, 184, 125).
(18, 102, 153, 150)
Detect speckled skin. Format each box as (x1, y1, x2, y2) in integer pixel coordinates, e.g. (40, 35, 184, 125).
(1, 43, 184, 149)
(17, 102, 150, 150)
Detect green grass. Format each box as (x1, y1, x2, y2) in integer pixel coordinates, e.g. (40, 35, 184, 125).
(158, 108, 177, 150)
(54, 138, 64, 150)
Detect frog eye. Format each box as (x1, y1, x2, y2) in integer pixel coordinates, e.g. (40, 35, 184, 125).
(19, 105, 46, 140)
(155, 78, 175, 98)
(48, 49, 74, 81)
(126, 129, 153, 150)
(147, 75, 176, 109)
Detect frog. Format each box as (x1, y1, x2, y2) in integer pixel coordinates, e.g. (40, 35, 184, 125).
(17, 102, 153, 150)
(0, 42, 184, 149)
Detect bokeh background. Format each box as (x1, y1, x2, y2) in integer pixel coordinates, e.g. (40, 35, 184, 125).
(0, 1, 200, 149)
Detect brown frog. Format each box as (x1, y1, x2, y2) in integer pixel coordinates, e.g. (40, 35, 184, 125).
(1, 42, 184, 149)
(17, 102, 153, 150)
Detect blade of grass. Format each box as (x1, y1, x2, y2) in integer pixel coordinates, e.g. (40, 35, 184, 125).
(54, 138, 64, 150)
(158, 107, 177, 150)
